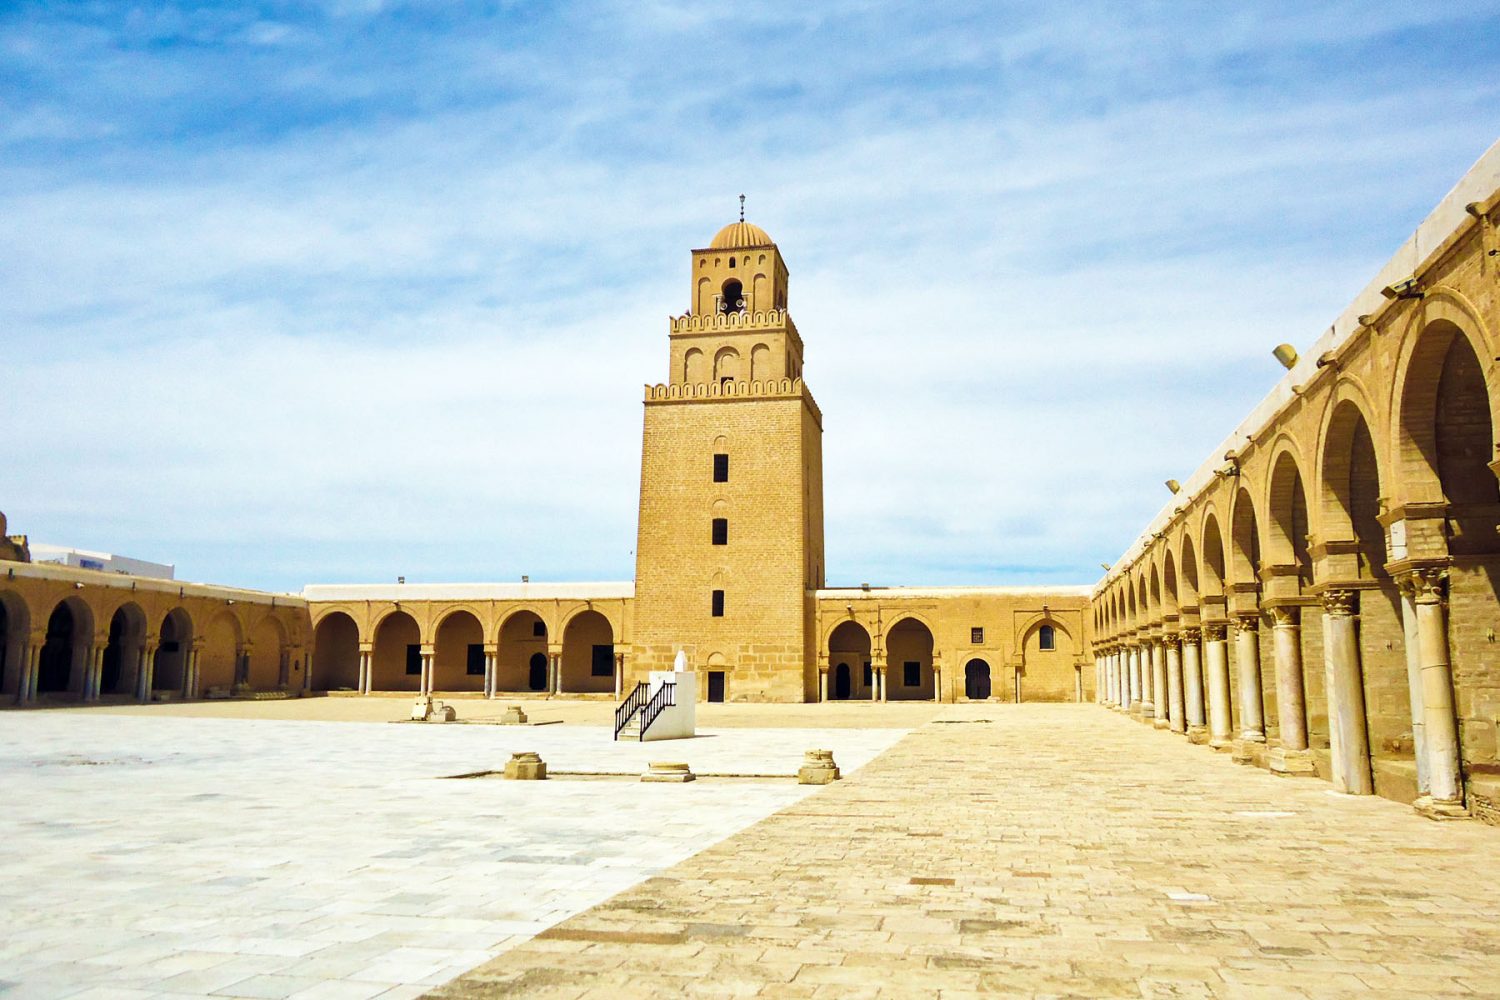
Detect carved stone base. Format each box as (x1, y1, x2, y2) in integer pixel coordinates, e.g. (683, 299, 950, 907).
(642, 761, 695, 783)
(1268, 746, 1318, 776)
(1137, 703, 1155, 722)
(797, 749, 841, 785)
(1209, 736, 1233, 752)
(1153, 717, 1170, 730)
(1231, 734, 1267, 765)
(1187, 726, 1210, 745)
(1414, 795, 1470, 821)
(503, 751, 546, 780)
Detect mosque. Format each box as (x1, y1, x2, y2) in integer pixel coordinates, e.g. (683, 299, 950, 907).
(3, 141, 1500, 825)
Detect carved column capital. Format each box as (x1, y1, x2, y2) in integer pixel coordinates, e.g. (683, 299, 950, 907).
(1321, 588, 1357, 618)
(1267, 605, 1300, 628)
(1162, 633, 1181, 651)
(1202, 623, 1227, 642)
(1405, 567, 1448, 606)
(1233, 613, 1259, 636)
(1180, 627, 1201, 643)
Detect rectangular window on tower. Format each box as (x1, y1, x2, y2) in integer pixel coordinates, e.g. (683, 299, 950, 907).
(711, 518, 728, 545)
(711, 589, 725, 617)
(713, 453, 729, 482)
(970, 627, 984, 644)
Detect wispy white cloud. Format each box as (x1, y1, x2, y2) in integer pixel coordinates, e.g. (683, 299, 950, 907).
(2, 2, 1499, 589)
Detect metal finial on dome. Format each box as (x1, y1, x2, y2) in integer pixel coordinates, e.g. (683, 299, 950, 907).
(739, 194, 745, 222)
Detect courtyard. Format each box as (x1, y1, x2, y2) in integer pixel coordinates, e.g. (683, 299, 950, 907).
(4, 703, 1499, 999)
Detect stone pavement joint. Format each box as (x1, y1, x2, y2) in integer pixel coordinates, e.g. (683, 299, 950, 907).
(430, 704, 1500, 999)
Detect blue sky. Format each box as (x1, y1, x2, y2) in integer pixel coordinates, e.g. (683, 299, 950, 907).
(4, 2, 1500, 592)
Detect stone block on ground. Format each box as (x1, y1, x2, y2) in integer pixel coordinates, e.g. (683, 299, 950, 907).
(504, 751, 547, 780)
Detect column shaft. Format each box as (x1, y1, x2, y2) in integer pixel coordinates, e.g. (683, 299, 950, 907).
(1183, 631, 1205, 732)
(1412, 572, 1463, 807)
(1399, 587, 1430, 796)
(1234, 616, 1266, 743)
(1204, 624, 1232, 748)
(1324, 591, 1372, 795)
(1150, 640, 1167, 727)
(1165, 637, 1185, 733)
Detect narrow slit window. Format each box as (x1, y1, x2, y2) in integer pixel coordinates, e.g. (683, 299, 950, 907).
(713, 453, 729, 482)
(711, 518, 728, 545)
(1039, 625, 1056, 650)
(711, 589, 725, 617)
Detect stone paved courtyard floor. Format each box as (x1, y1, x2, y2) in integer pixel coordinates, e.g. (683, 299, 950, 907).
(0, 710, 907, 1000)
(434, 704, 1500, 1000)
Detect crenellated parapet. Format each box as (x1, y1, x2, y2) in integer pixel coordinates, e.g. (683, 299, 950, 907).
(670, 308, 800, 341)
(643, 376, 821, 419)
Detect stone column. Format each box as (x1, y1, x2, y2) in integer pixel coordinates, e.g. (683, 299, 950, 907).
(358, 645, 373, 694)
(277, 649, 290, 689)
(1204, 623, 1232, 749)
(87, 642, 106, 702)
(933, 664, 942, 703)
(1108, 651, 1119, 705)
(818, 666, 829, 703)
(1398, 581, 1430, 797)
(1127, 644, 1142, 713)
(137, 642, 158, 703)
(1151, 639, 1167, 728)
(1323, 589, 1373, 795)
(876, 659, 887, 702)
(1165, 634, 1185, 733)
(185, 644, 202, 700)
(549, 651, 562, 696)
(24, 641, 41, 704)
(1232, 614, 1266, 763)
(1182, 629, 1206, 741)
(421, 646, 436, 697)
(1266, 607, 1313, 775)
(1409, 569, 1466, 817)
(1076, 663, 1084, 703)
(482, 645, 497, 698)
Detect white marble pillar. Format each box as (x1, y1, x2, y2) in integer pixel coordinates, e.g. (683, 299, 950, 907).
(549, 652, 561, 696)
(1128, 644, 1142, 712)
(1204, 623, 1232, 749)
(1234, 614, 1266, 748)
(1267, 607, 1313, 775)
(1323, 589, 1372, 795)
(359, 649, 372, 694)
(1398, 582, 1430, 797)
(136, 644, 157, 703)
(819, 667, 829, 703)
(1409, 569, 1465, 814)
(422, 648, 436, 697)
(932, 667, 942, 703)
(1165, 634, 1185, 733)
(185, 647, 201, 700)
(1151, 639, 1167, 728)
(1182, 629, 1206, 738)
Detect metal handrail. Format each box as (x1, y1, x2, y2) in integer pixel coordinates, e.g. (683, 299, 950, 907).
(639, 682, 676, 738)
(614, 681, 649, 740)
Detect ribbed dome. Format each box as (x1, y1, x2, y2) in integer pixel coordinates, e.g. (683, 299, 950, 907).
(709, 220, 773, 249)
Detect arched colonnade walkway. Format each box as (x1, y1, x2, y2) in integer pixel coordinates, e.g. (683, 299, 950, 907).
(0, 563, 308, 706)
(305, 585, 633, 698)
(1094, 178, 1500, 823)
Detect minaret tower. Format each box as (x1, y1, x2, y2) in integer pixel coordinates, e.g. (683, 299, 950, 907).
(630, 207, 825, 702)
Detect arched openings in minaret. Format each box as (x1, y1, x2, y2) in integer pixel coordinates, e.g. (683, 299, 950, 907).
(719, 278, 744, 314)
(714, 347, 740, 384)
(696, 277, 712, 315)
(684, 348, 706, 383)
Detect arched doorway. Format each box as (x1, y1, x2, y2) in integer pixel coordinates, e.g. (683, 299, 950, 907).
(827, 620, 872, 700)
(497, 611, 547, 693)
(312, 612, 359, 691)
(153, 608, 192, 695)
(433, 610, 484, 693)
(885, 618, 933, 701)
(101, 603, 147, 697)
(561, 610, 614, 694)
(371, 610, 421, 692)
(964, 659, 991, 700)
(39, 599, 91, 696)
